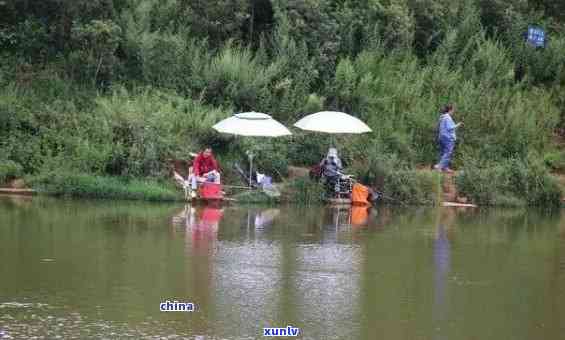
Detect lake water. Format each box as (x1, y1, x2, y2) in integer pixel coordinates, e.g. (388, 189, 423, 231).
(1, 196, 564, 339)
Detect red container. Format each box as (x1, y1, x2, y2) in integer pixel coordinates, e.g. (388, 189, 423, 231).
(198, 182, 224, 200)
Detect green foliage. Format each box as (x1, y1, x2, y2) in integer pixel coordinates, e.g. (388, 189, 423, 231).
(330, 40, 560, 166)
(69, 19, 122, 86)
(409, 0, 453, 55)
(2, 0, 565, 204)
(0, 160, 23, 184)
(544, 150, 565, 171)
(94, 86, 229, 176)
(352, 152, 439, 205)
(29, 172, 182, 201)
(284, 133, 329, 166)
(381, 170, 440, 205)
(267, 29, 318, 120)
(182, 0, 251, 46)
(456, 157, 562, 206)
(283, 177, 325, 205)
(203, 44, 282, 110)
(271, 0, 340, 80)
(380, 0, 415, 50)
(0, 83, 228, 178)
(0, 19, 50, 61)
(302, 93, 325, 114)
(333, 58, 358, 112)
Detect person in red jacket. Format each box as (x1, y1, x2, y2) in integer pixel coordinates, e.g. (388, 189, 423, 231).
(190, 147, 221, 197)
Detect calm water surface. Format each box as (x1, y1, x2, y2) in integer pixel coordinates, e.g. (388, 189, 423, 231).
(1, 196, 565, 339)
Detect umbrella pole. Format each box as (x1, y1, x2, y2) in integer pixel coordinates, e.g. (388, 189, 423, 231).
(248, 151, 254, 188)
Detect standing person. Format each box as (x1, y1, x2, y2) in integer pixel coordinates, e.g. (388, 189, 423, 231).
(434, 105, 462, 173)
(190, 147, 221, 198)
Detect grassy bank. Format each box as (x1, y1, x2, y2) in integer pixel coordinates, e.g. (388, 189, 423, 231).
(3, 165, 562, 207)
(27, 173, 183, 201)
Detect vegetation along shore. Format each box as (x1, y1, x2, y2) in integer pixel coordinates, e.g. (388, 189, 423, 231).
(2, 0, 565, 206)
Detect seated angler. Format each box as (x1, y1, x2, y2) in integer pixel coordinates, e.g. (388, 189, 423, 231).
(189, 147, 221, 198)
(320, 148, 343, 193)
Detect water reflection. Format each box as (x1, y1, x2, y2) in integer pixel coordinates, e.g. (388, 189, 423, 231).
(351, 205, 371, 227)
(254, 208, 280, 230)
(171, 205, 286, 337)
(433, 223, 451, 339)
(326, 205, 373, 232)
(2, 197, 565, 340)
(172, 205, 281, 235)
(172, 205, 224, 333)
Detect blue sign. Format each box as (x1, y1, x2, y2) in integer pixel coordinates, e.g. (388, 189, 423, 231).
(527, 25, 546, 48)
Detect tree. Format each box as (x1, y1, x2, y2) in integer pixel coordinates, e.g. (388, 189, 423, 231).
(180, 0, 250, 47)
(271, 0, 341, 81)
(70, 19, 122, 87)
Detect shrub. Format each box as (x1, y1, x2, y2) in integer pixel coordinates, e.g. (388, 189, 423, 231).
(282, 177, 325, 205)
(455, 157, 561, 206)
(544, 151, 565, 172)
(0, 160, 23, 184)
(95, 86, 229, 177)
(202, 43, 282, 110)
(351, 151, 441, 205)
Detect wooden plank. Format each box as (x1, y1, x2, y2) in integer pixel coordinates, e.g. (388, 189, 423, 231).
(222, 185, 253, 190)
(0, 188, 36, 195)
(442, 201, 477, 208)
(326, 198, 352, 206)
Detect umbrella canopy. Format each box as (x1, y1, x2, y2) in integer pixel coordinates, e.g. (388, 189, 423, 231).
(294, 111, 371, 134)
(213, 112, 291, 137)
(213, 111, 290, 188)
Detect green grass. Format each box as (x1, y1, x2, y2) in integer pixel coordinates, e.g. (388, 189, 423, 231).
(28, 173, 183, 201)
(0, 160, 23, 184)
(280, 177, 326, 205)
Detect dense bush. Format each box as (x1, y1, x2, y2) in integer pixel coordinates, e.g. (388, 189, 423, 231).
(0, 160, 23, 184)
(0, 85, 229, 178)
(456, 157, 562, 206)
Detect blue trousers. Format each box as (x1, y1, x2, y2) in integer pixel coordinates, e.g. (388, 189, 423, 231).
(438, 138, 455, 170)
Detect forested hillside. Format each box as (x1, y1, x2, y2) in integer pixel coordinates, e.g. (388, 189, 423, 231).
(1, 0, 565, 205)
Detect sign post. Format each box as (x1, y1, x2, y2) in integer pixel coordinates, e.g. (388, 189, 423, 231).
(526, 25, 546, 48)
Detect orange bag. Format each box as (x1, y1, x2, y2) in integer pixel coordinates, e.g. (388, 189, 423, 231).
(351, 183, 370, 206)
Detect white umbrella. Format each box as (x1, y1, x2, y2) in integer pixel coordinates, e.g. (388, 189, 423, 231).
(294, 111, 372, 134)
(213, 112, 291, 187)
(213, 112, 292, 137)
